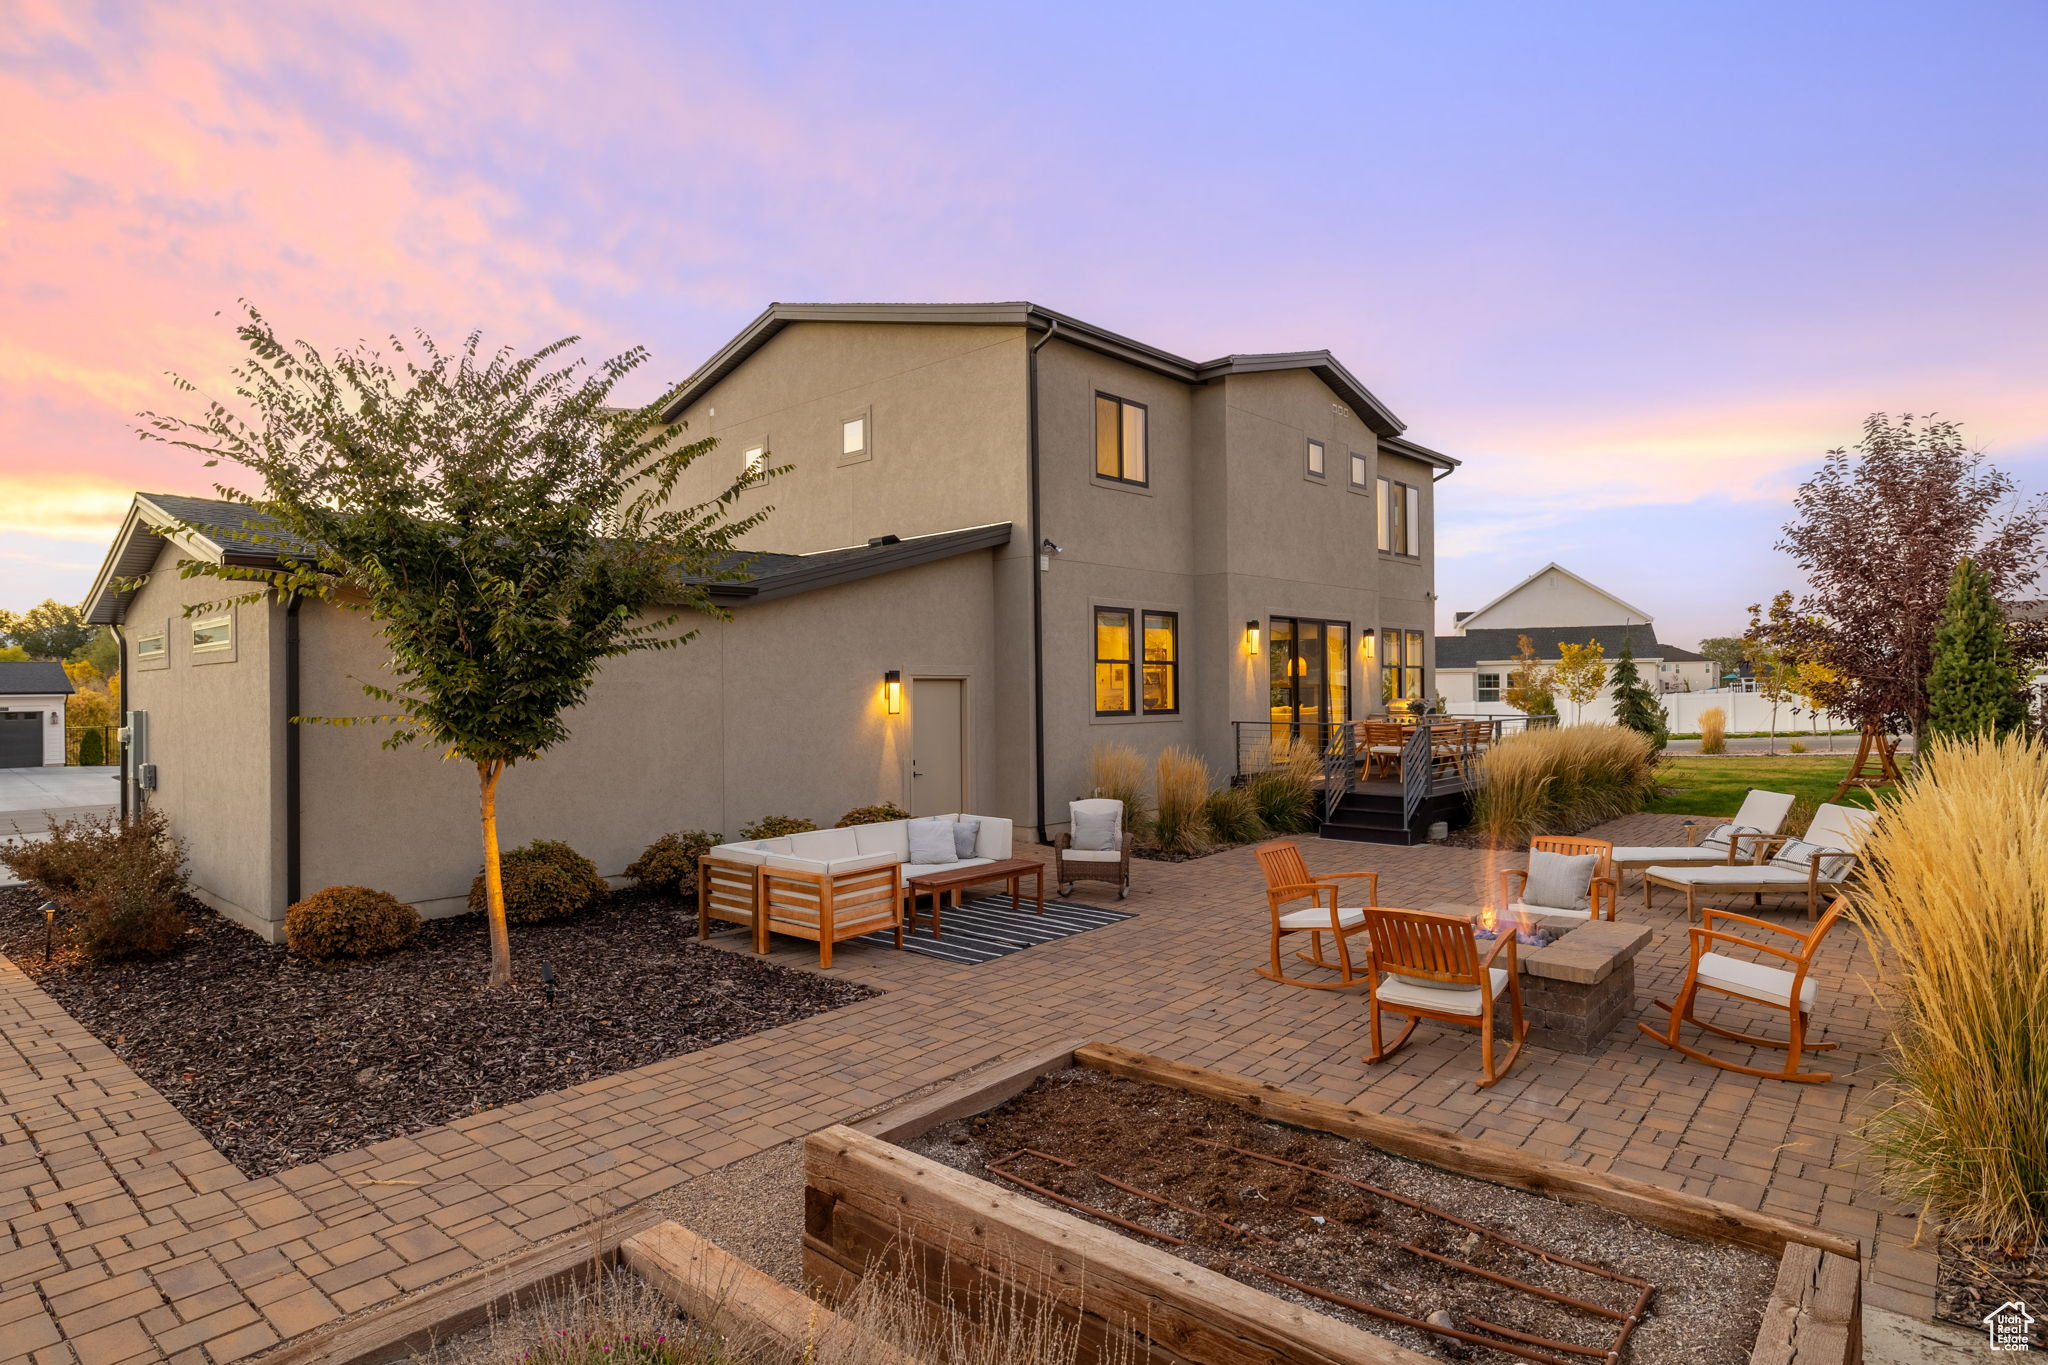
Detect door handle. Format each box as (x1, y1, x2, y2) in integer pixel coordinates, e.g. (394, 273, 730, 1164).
(912, 763, 923, 778)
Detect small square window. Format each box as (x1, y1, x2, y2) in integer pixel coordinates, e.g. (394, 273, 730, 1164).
(743, 445, 766, 478)
(1350, 452, 1368, 488)
(840, 412, 870, 464)
(1477, 672, 1503, 703)
(1306, 439, 1325, 478)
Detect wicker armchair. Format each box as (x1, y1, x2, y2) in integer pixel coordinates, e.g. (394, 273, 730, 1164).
(1054, 798, 1132, 899)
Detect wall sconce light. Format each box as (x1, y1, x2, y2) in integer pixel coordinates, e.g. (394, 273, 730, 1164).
(1244, 620, 1260, 654)
(884, 669, 902, 714)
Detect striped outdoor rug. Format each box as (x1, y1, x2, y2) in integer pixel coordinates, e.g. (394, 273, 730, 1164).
(853, 893, 1134, 965)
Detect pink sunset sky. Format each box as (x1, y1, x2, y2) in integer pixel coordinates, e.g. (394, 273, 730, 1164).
(4, 0, 2045, 645)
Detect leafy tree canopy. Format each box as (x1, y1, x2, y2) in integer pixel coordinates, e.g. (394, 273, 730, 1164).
(0, 599, 95, 660)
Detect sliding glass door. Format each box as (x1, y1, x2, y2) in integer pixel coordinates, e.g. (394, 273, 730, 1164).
(1267, 617, 1350, 744)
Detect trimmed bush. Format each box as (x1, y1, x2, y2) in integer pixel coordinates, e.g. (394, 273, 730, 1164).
(0, 808, 189, 961)
(1150, 747, 1214, 856)
(739, 814, 817, 840)
(469, 839, 608, 924)
(1472, 724, 1659, 848)
(76, 727, 105, 767)
(285, 886, 420, 961)
(1203, 785, 1268, 845)
(624, 830, 722, 897)
(834, 804, 909, 828)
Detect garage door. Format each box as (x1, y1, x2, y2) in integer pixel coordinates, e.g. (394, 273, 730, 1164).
(0, 713, 43, 768)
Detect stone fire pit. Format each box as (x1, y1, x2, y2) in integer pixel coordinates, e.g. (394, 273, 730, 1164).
(1425, 904, 1652, 1054)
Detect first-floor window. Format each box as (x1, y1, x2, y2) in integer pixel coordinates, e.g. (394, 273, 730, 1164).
(1380, 628, 1426, 702)
(1094, 608, 1134, 715)
(1141, 611, 1179, 713)
(1476, 671, 1502, 703)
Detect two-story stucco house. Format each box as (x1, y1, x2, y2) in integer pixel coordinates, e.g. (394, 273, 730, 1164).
(83, 302, 1458, 939)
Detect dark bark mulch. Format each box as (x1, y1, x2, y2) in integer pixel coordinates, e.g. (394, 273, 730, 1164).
(1938, 1235, 2047, 1346)
(0, 886, 878, 1179)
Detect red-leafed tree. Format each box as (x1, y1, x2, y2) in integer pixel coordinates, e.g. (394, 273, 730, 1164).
(1758, 413, 2047, 738)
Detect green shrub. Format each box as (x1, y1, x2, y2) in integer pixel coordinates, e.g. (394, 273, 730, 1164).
(469, 839, 608, 924)
(1472, 724, 1659, 847)
(1150, 747, 1214, 856)
(1241, 741, 1320, 834)
(834, 804, 908, 828)
(739, 814, 817, 840)
(76, 728, 105, 767)
(624, 830, 722, 896)
(1203, 785, 1267, 845)
(285, 886, 420, 961)
(0, 808, 190, 961)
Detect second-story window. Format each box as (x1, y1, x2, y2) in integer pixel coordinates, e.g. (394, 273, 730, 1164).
(743, 444, 766, 479)
(840, 411, 869, 464)
(1094, 608, 1135, 714)
(1094, 393, 1148, 486)
(1305, 438, 1325, 478)
(1350, 452, 1369, 488)
(1377, 476, 1420, 556)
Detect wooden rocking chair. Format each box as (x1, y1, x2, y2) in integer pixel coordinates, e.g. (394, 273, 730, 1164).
(1637, 898, 1848, 1083)
(1361, 906, 1527, 1089)
(1254, 841, 1379, 988)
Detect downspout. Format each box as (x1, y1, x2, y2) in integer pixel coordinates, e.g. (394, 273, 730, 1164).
(284, 595, 301, 906)
(1028, 317, 1059, 845)
(111, 623, 128, 822)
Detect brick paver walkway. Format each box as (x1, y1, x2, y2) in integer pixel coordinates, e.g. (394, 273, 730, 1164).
(0, 815, 1924, 1364)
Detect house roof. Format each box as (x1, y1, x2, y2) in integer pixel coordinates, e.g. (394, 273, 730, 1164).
(83, 493, 1012, 623)
(0, 661, 75, 696)
(653, 301, 1457, 466)
(1453, 562, 1655, 634)
(1434, 624, 1705, 670)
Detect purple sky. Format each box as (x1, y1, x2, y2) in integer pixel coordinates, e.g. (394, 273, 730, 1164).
(5, 0, 2045, 645)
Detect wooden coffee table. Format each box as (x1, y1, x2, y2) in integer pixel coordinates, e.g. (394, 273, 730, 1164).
(904, 858, 1045, 938)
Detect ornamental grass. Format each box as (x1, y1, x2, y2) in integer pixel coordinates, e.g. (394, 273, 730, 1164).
(1852, 734, 2048, 1251)
(1471, 723, 1658, 848)
(1698, 705, 1727, 754)
(1087, 741, 1147, 827)
(1150, 746, 1214, 855)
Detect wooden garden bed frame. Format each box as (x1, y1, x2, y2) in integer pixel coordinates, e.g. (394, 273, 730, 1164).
(804, 1041, 1862, 1365)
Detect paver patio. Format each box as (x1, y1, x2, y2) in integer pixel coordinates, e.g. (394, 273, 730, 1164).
(0, 812, 1924, 1365)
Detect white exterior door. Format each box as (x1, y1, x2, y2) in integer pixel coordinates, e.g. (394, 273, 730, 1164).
(909, 678, 965, 816)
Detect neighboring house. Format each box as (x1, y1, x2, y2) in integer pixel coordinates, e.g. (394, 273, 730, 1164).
(1436, 564, 1715, 716)
(83, 301, 1458, 939)
(0, 661, 73, 768)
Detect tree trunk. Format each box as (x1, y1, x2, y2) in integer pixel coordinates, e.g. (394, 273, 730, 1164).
(479, 759, 513, 987)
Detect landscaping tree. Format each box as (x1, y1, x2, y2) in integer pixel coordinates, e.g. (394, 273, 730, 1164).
(1553, 639, 1608, 724)
(1697, 636, 1747, 690)
(1743, 591, 1800, 754)
(0, 599, 95, 660)
(140, 307, 769, 986)
(1755, 413, 2048, 740)
(1925, 557, 2031, 742)
(1609, 639, 1668, 749)
(1502, 634, 1555, 716)
(1789, 658, 1841, 750)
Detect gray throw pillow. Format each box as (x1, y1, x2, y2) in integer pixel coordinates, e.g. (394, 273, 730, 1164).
(1523, 850, 1597, 911)
(1770, 839, 1853, 879)
(1071, 808, 1119, 851)
(952, 818, 981, 859)
(908, 818, 958, 864)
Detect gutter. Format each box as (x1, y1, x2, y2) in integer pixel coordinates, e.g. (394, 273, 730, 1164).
(284, 595, 301, 906)
(112, 624, 128, 822)
(1028, 318, 1058, 844)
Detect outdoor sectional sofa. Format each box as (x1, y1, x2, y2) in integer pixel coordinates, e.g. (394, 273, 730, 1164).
(697, 814, 1014, 967)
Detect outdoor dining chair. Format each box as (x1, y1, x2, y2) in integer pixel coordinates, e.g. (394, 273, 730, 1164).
(1637, 897, 1849, 1082)
(1360, 905, 1527, 1089)
(1254, 840, 1379, 988)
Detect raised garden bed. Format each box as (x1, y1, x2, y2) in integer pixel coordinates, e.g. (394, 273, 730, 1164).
(805, 1042, 1862, 1365)
(0, 885, 877, 1178)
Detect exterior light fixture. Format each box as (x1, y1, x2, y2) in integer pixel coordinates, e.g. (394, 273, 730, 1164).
(1245, 620, 1260, 654)
(39, 900, 56, 965)
(884, 669, 902, 714)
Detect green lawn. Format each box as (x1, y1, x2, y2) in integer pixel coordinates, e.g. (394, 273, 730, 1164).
(1645, 755, 1880, 816)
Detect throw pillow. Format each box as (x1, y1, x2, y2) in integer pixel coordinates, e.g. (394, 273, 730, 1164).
(908, 818, 958, 864)
(1523, 850, 1598, 912)
(1770, 839, 1854, 880)
(1700, 823, 1762, 851)
(1071, 808, 1119, 851)
(951, 818, 981, 859)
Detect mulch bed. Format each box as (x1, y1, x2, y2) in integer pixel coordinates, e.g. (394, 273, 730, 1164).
(904, 1068, 1779, 1365)
(1938, 1235, 2047, 1347)
(0, 886, 878, 1179)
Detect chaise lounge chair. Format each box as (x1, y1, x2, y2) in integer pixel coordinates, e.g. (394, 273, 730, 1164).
(1642, 802, 1875, 922)
(1608, 788, 1798, 878)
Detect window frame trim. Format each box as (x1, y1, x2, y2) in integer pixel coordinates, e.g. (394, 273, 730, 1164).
(1304, 437, 1327, 481)
(1092, 605, 1137, 716)
(1139, 609, 1181, 716)
(1348, 450, 1370, 491)
(837, 407, 872, 466)
(188, 613, 234, 655)
(1092, 391, 1151, 488)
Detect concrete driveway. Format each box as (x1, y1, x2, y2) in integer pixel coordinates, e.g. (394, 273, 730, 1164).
(0, 765, 120, 845)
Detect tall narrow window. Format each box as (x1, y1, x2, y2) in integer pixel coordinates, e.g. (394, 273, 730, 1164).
(1377, 477, 1419, 556)
(1404, 483, 1421, 555)
(1375, 477, 1391, 552)
(1094, 393, 1148, 485)
(1404, 629, 1426, 701)
(1094, 608, 1135, 715)
(1305, 438, 1325, 478)
(1350, 452, 1368, 488)
(1141, 611, 1179, 714)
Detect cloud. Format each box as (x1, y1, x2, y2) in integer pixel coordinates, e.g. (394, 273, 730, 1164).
(0, 474, 136, 541)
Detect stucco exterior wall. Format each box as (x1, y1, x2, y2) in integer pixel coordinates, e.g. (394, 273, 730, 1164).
(294, 550, 1000, 924)
(119, 544, 285, 934)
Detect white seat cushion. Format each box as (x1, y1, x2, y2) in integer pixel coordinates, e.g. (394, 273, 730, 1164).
(788, 828, 861, 861)
(1278, 905, 1367, 931)
(1611, 845, 1733, 867)
(762, 850, 901, 877)
(853, 821, 911, 859)
(1375, 967, 1511, 1015)
(1509, 900, 1591, 922)
(901, 857, 997, 882)
(1061, 847, 1122, 864)
(1646, 864, 1807, 887)
(1696, 952, 1817, 1010)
